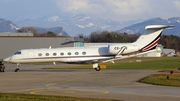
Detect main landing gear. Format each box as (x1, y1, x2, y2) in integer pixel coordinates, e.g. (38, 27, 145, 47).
(93, 63, 101, 71)
(94, 66, 101, 71)
(14, 63, 20, 72)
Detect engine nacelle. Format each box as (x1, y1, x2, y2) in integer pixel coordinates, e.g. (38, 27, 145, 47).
(108, 44, 139, 55)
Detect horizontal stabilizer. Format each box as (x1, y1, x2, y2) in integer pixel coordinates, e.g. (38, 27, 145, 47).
(145, 25, 175, 30)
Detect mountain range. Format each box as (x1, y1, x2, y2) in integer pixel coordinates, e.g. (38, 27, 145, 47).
(0, 18, 69, 36)
(118, 17, 180, 36)
(36, 27, 69, 36)
(14, 14, 122, 37)
(0, 16, 180, 37)
(0, 18, 19, 32)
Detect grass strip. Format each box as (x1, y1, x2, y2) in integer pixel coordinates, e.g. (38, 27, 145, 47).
(44, 57, 180, 70)
(0, 93, 119, 101)
(159, 70, 180, 73)
(138, 74, 180, 87)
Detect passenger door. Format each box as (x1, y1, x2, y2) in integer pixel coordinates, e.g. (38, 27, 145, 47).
(28, 51, 34, 61)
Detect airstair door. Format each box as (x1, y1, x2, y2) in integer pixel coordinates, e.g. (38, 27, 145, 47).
(28, 51, 34, 61)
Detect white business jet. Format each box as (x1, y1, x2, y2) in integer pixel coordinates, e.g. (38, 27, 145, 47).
(4, 25, 174, 72)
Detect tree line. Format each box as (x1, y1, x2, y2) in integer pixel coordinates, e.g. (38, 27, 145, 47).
(159, 35, 180, 51)
(80, 31, 140, 43)
(17, 27, 57, 36)
(81, 31, 180, 52)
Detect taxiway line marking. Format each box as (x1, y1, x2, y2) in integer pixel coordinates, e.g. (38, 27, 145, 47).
(46, 71, 110, 88)
(30, 71, 111, 95)
(29, 70, 180, 98)
(31, 89, 108, 96)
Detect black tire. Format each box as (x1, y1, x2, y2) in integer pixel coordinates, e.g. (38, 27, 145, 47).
(2, 66, 5, 72)
(95, 66, 101, 71)
(14, 68, 20, 72)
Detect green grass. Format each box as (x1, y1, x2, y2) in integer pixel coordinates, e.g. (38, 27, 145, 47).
(44, 57, 180, 70)
(138, 74, 180, 87)
(159, 70, 180, 73)
(105, 57, 180, 69)
(0, 93, 118, 101)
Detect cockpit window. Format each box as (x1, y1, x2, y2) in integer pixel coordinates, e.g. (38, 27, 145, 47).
(14, 51, 21, 55)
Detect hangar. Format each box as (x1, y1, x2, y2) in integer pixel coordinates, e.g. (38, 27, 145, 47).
(0, 32, 84, 59)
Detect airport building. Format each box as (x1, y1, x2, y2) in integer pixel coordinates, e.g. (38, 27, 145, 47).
(0, 32, 84, 59)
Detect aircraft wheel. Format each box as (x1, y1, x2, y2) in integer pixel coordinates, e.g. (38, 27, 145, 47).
(14, 68, 20, 72)
(95, 66, 101, 71)
(2, 66, 5, 72)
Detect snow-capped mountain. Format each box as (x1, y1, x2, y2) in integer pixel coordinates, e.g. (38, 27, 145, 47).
(118, 17, 180, 36)
(14, 14, 123, 36)
(2, 16, 180, 37)
(0, 18, 69, 36)
(0, 18, 20, 32)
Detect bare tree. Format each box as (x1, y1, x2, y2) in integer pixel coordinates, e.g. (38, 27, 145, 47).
(42, 31, 57, 36)
(78, 34, 84, 38)
(17, 27, 38, 34)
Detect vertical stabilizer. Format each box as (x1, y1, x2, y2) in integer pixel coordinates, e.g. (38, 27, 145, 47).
(134, 25, 174, 51)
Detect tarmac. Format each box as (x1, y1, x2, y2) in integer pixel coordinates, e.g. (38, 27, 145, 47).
(1, 63, 180, 101)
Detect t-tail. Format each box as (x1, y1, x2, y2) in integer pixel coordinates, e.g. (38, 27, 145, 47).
(133, 25, 175, 52)
(108, 25, 175, 59)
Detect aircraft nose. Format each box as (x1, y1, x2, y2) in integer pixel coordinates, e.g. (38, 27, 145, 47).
(3, 56, 12, 63)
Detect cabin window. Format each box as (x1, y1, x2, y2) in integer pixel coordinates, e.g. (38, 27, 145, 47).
(60, 52, 64, 56)
(82, 52, 86, 55)
(38, 53, 42, 56)
(46, 53, 49, 56)
(68, 52, 71, 55)
(53, 53, 57, 56)
(75, 52, 79, 55)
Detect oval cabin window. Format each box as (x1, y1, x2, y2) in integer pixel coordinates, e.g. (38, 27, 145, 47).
(60, 52, 64, 56)
(46, 53, 49, 56)
(82, 52, 86, 55)
(75, 52, 79, 55)
(68, 52, 71, 55)
(38, 53, 42, 56)
(53, 53, 57, 56)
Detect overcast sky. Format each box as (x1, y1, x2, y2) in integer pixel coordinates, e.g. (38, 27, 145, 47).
(0, 0, 180, 22)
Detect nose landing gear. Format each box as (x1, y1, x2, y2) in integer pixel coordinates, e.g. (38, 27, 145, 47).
(14, 63, 20, 72)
